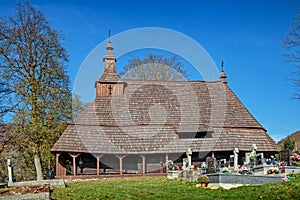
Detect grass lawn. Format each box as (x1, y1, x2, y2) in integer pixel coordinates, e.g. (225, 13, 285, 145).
(51, 174, 300, 200)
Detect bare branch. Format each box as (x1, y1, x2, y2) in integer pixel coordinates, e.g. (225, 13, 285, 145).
(283, 9, 300, 99)
(120, 53, 188, 80)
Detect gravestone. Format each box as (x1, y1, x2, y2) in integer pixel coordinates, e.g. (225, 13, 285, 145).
(250, 144, 257, 166)
(186, 148, 192, 170)
(245, 152, 251, 165)
(220, 159, 226, 168)
(206, 157, 216, 173)
(280, 150, 291, 166)
(7, 159, 14, 184)
(233, 148, 239, 170)
(167, 160, 174, 171)
(182, 158, 189, 171)
(256, 153, 264, 166)
(229, 155, 234, 167)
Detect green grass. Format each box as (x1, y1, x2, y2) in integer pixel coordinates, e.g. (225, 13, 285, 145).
(51, 174, 300, 200)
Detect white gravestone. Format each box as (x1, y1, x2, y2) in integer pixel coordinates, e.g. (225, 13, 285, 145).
(182, 158, 189, 171)
(7, 159, 14, 184)
(234, 148, 239, 170)
(186, 148, 192, 170)
(250, 144, 257, 166)
(220, 159, 226, 168)
(245, 152, 251, 165)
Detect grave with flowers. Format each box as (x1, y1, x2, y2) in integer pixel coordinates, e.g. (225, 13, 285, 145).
(166, 147, 299, 187)
(290, 152, 300, 167)
(206, 145, 289, 185)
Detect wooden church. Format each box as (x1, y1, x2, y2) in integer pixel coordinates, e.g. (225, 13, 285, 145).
(51, 41, 279, 178)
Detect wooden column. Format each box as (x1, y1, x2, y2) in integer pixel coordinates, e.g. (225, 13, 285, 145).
(96, 155, 103, 176)
(69, 153, 80, 176)
(165, 153, 169, 173)
(116, 155, 126, 175)
(140, 155, 146, 174)
(55, 153, 61, 176)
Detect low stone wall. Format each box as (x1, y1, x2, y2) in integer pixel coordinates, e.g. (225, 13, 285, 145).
(8, 179, 65, 189)
(0, 192, 50, 200)
(284, 166, 300, 174)
(252, 165, 300, 176)
(207, 173, 283, 184)
(167, 171, 181, 179)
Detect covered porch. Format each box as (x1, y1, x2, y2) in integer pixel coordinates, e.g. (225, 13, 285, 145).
(54, 152, 183, 178)
(53, 149, 278, 179)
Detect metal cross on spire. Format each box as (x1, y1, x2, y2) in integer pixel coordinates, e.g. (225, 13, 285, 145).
(221, 60, 224, 72)
(108, 29, 111, 38)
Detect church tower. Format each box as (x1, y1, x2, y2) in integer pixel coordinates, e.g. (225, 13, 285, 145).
(95, 41, 125, 97)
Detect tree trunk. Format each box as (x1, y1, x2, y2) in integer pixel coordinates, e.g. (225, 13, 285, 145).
(34, 154, 43, 180)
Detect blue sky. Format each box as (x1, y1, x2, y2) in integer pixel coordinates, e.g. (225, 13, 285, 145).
(1, 0, 300, 142)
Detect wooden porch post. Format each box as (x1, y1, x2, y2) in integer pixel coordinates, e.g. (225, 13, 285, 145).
(140, 155, 146, 174)
(96, 154, 103, 176)
(165, 153, 169, 172)
(69, 153, 80, 176)
(116, 155, 126, 175)
(55, 153, 61, 176)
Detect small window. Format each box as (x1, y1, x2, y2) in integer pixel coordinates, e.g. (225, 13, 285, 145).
(177, 131, 213, 139)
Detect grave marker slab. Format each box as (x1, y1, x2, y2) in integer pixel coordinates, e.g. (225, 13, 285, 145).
(229, 155, 234, 167)
(280, 150, 291, 166)
(220, 159, 226, 168)
(206, 157, 216, 173)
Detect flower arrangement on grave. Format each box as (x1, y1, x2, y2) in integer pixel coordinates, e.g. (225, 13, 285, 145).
(290, 153, 300, 166)
(267, 167, 279, 174)
(174, 164, 181, 171)
(238, 165, 253, 175)
(0, 184, 50, 196)
(266, 155, 276, 165)
(282, 174, 291, 182)
(250, 155, 255, 166)
(222, 167, 229, 173)
(197, 175, 209, 184)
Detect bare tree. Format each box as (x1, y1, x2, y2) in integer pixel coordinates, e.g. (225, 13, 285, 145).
(0, 1, 71, 180)
(120, 53, 187, 80)
(283, 9, 300, 99)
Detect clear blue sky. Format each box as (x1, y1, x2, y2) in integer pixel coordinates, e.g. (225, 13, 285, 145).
(1, 0, 300, 142)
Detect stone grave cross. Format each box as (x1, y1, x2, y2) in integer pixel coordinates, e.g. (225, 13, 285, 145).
(233, 148, 239, 170)
(186, 148, 192, 170)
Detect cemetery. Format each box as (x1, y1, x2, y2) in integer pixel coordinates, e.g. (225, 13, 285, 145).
(167, 146, 300, 187)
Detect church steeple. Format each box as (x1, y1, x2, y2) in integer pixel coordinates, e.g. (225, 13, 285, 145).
(95, 41, 124, 98)
(103, 41, 117, 74)
(98, 41, 120, 82)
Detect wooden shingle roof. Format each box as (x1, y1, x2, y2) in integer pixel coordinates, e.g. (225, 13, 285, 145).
(51, 80, 279, 154)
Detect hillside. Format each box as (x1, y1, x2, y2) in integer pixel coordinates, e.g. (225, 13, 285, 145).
(278, 131, 300, 151)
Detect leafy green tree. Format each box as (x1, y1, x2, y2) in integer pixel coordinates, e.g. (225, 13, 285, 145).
(0, 1, 72, 180)
(283, 136, 295, 151)
(120, 53, 187, 80)
(72, 94, 90, 120)
(283, 9, 300, 99)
